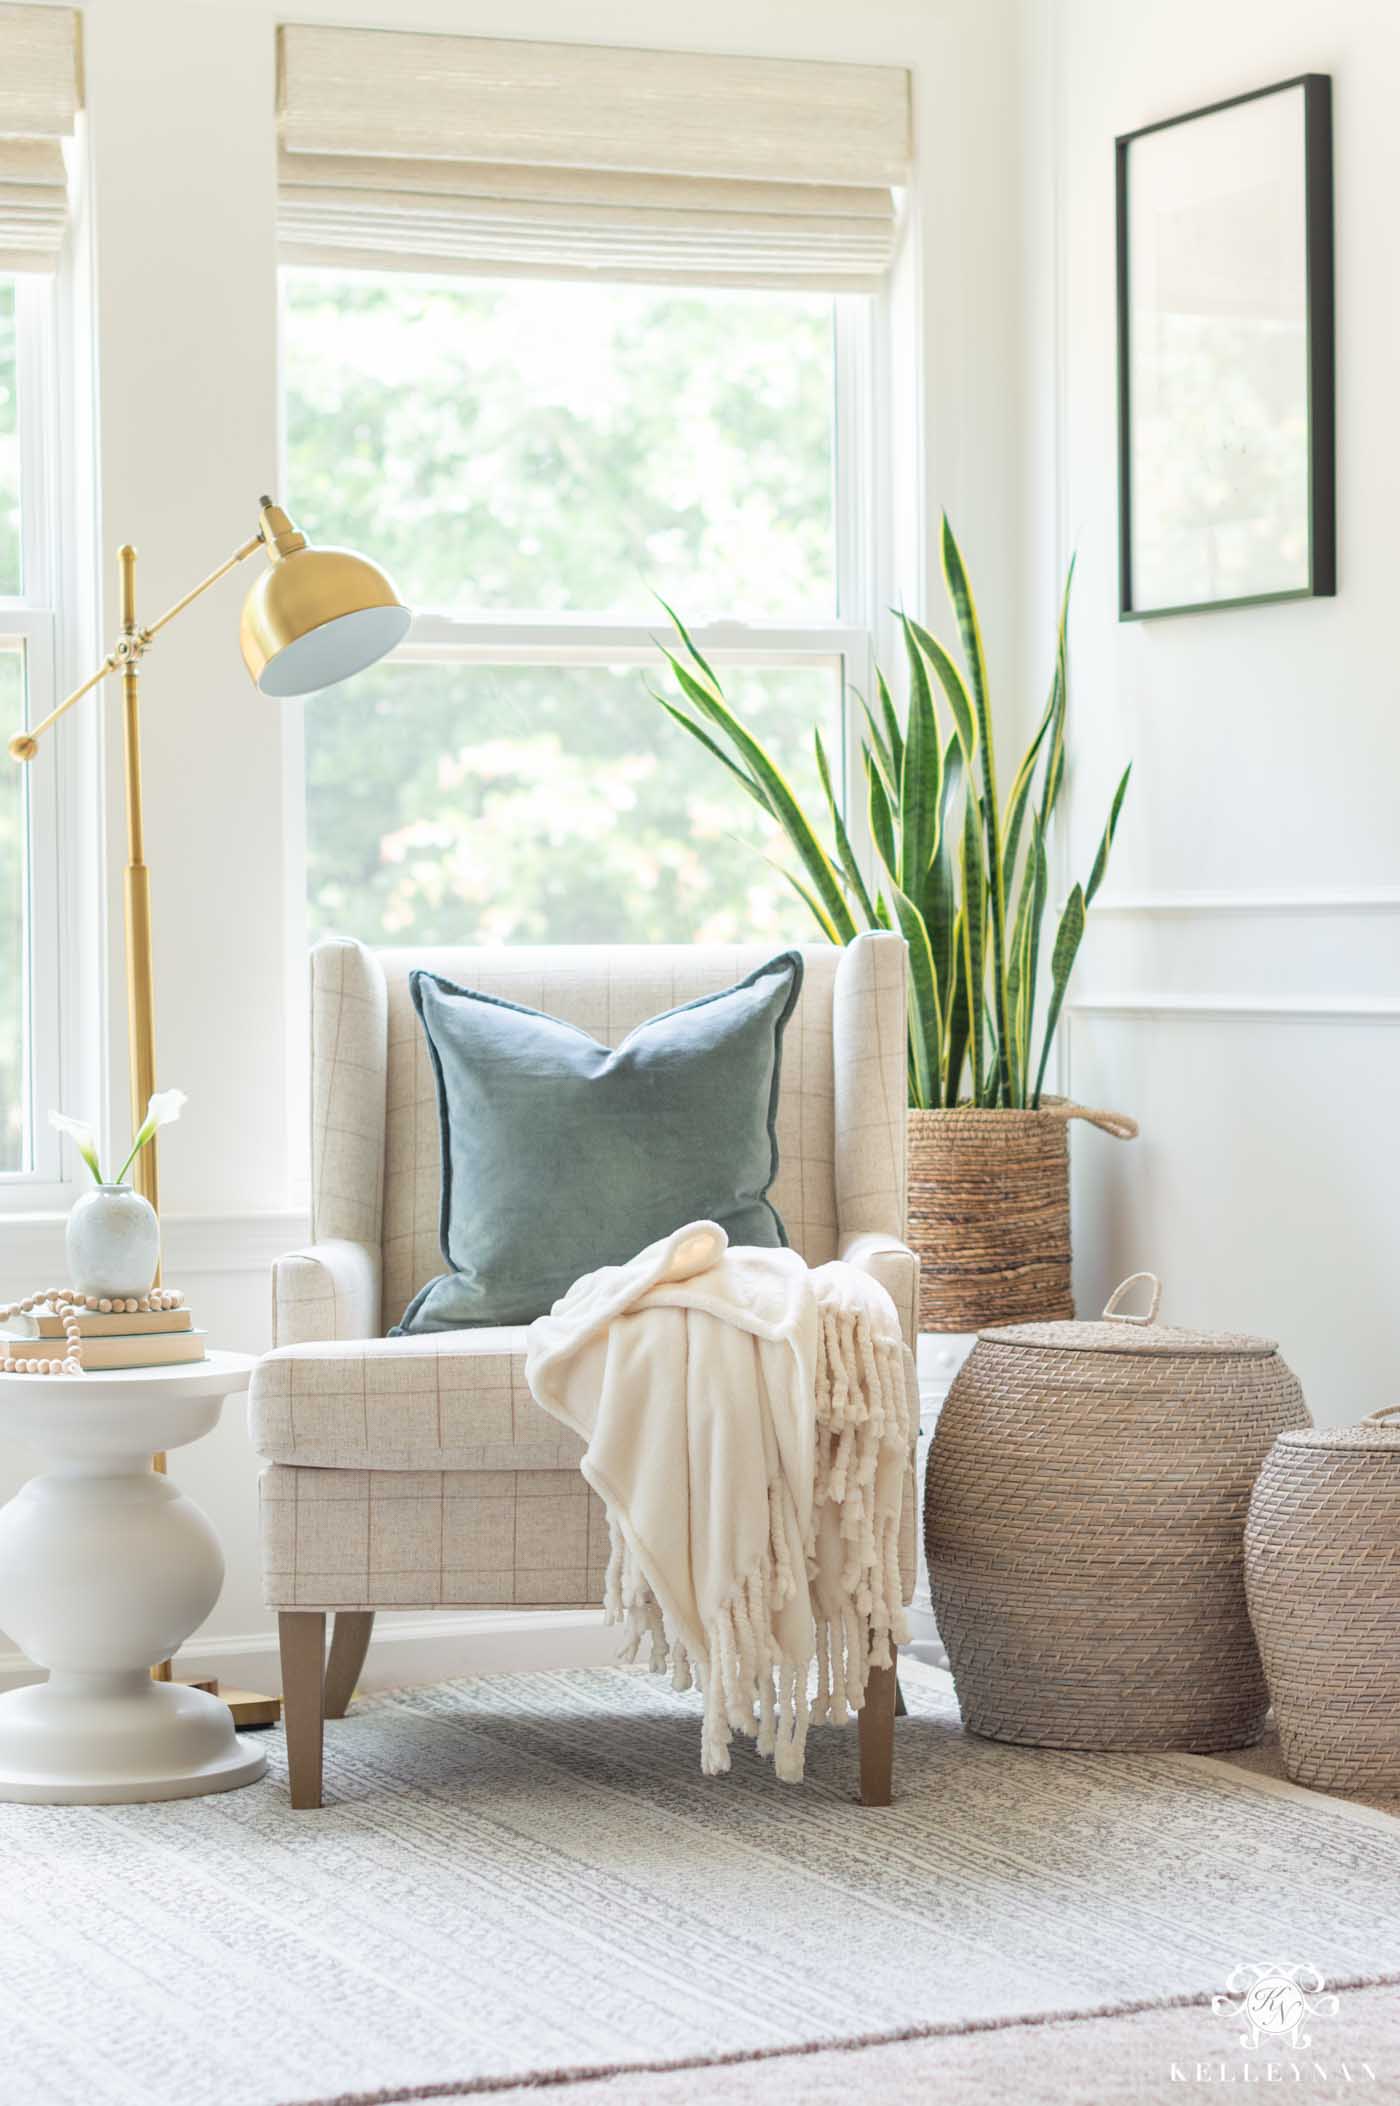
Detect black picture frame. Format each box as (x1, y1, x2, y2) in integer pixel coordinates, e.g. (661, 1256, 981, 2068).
(1116, 73, 1335, 621)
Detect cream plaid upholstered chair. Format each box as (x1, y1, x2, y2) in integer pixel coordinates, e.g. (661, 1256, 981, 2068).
(250, 930, 918, 1807)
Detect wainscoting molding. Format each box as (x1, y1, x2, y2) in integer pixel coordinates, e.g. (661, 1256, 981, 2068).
(1086, 888, 1400, 918)
(1070, 995, 1400, 1025)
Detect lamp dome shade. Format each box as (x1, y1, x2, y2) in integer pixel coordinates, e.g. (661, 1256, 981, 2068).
(239, 544, 410, 697)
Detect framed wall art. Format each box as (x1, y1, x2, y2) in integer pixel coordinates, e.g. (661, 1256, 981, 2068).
(1116, 73, 1334, 619)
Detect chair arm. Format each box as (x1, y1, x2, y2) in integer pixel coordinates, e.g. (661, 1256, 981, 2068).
(838, 1229, 919, 1353)
(272, 1238, 381, 1346)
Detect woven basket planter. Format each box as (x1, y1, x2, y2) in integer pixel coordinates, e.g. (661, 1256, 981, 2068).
(907, 1101, 1136, 1333)
(926, 1273, 1310, 1751)
(1246, 1411, 1400, 1793)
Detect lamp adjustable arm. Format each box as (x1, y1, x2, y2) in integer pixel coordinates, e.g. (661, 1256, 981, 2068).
(8, 528, 265, 764)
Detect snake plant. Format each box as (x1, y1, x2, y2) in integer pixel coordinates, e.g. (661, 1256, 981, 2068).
(652, 515, 1130, 1110)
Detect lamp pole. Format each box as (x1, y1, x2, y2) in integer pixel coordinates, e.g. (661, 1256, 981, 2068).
(117, 543, 159, 1223)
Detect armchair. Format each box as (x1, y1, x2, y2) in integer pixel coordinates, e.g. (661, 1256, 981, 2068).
(250, 931, 919, 1805)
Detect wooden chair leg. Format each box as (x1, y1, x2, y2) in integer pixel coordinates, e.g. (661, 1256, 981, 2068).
(323, 1610, 375, 1720)
(279, 1611, 326, 1809)
(858, 1661, 898, 1806)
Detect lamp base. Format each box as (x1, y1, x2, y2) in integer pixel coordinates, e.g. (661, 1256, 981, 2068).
(176, 1678, 282, 1730)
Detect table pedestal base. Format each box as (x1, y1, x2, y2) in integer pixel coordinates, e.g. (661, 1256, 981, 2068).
(0, 1356, 268, 1806)
(0, 1671, 266, 1804)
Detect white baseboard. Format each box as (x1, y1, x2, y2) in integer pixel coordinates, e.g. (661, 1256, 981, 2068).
(0, 1608, 620, 1697)
(1, 1607, 945, 1694)
(902, 1602, 948, 1672)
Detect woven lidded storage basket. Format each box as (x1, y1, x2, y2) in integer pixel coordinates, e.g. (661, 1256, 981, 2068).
(1246, 1410, 1400, 1793)
(926, 1273, 1310, 1751)
(907, 1101, 1137, 1333)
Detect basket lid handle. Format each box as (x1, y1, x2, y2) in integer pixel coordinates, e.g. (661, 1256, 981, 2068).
(1363, 1405, 1400, 1424)
(1102, 1272, 1162, 1325)
(1046, 1102, 1139, 1141)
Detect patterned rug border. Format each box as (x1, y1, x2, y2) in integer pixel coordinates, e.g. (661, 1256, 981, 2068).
(281, 1969, 1400, 2106)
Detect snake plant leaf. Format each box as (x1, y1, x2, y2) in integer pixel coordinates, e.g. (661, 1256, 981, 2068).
(767, 858, 840, 943)
(660, 654, 857, 943)
(886, 880, 942, 1111)
(877, 666, 905, 789)
(1005, 806, 1042, 1101)
(902, 613, 977, 764)
(941, 515, 1012, 1107)
(1032, 882, 1086, 1106)
(658, 648, 738, 737)
(814, 726, 877, 928)
(858, 691, 897, 796)
(941, 517, 997, 808)
(651, 545, 1126, 1115)
(651, 693, 771, 814)
(1002, 665, 1059, 893)
(898, 613, 942, 892)
(656, 596, 723, 696)
(865, 745, 898, 876)
(939, 732, 963, 833)
(1037, 560, 1075, 836)
(1015, 815, 1049, 1103)
(959, 787, 986, 1103)
(943, 920, 971, 1108)
(922, 737, 961, 1018)
(922, 842, 957, 1034)
(1086, 763, 1132, 906)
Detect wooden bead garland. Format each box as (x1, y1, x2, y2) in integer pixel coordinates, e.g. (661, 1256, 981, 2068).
(0, 1287, 184, 1376)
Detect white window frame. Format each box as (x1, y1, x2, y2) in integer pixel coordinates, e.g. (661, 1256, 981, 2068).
(0, 273, 65, 1195)
(280, 279, 889, 989)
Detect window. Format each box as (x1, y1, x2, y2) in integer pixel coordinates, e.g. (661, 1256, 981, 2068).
(0, 272, 60, 1179)
(283, 268, 876, 948)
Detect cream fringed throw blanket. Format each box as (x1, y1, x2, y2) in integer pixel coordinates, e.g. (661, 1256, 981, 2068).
(524, 1221, 914, 1782)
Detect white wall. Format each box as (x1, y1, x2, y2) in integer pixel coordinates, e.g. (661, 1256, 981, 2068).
(1033, 0, 1400, 1424)
(0, 0, 1029, 1683)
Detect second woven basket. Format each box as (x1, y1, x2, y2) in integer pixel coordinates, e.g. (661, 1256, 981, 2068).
(926, 1274, 1310, 1751)
(1246, 1410, 1400, 1792)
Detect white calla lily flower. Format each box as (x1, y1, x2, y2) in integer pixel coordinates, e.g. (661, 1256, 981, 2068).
(48, 1110, 104, 1184)
(50, 1087, 188, 1190)
(114, 1086, 188, 1185)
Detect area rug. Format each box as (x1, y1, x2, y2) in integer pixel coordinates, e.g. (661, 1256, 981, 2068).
(3, 1665, 1400, 2106)
(432, 1984, 1400, 2105)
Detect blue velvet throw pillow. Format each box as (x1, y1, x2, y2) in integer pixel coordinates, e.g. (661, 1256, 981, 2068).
(395, 951, 803, 1333)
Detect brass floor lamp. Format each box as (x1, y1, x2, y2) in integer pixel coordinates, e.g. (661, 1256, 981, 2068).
(10, 497, 409, 1723)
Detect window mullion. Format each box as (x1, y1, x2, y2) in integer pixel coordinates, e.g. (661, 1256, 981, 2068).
(398, 614, 869, 668)
(20, 615, 61, 1181)
(834, 292, 881, 900)
(14, 276, 57, 611)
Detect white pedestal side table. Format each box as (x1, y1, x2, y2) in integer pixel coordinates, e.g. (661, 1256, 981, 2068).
(0, 1350, 267, 1804)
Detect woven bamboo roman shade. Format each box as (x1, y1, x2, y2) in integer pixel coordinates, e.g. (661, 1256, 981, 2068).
(0, 4, 79, 271)
(277, 25, 911, 289)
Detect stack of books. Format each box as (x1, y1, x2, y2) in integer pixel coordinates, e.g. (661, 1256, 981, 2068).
(6, 1300, 208, 1369)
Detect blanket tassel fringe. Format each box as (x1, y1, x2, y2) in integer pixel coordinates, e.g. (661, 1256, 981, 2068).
(606, 1299, 912, 1782)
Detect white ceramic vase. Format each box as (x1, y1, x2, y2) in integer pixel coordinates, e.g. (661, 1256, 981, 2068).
(64, 1183, 160, 1299)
